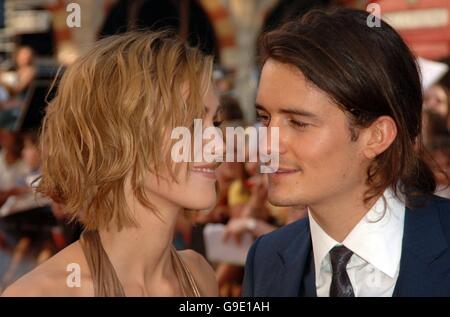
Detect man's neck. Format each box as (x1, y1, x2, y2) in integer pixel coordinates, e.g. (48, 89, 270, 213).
(308, 186, 382, 242)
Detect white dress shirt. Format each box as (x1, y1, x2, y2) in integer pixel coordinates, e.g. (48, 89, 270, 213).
(308, 187, 405, 297)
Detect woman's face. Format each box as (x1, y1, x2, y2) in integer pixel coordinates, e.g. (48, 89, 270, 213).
(16, 47, 33, 67)
(143, 83, 223, 212)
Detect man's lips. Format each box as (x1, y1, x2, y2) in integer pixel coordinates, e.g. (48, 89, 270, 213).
(275, 167, 300, 173)
(268, 166, 302, 175)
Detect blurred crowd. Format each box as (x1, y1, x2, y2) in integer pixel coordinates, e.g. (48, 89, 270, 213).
(0, 45, 81, 291)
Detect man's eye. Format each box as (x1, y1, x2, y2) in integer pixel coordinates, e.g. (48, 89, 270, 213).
(256, 113, 270, 125)
(289, 120, 309, 128)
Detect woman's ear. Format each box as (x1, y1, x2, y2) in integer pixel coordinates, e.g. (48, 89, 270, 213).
(361, 116, 397, 159)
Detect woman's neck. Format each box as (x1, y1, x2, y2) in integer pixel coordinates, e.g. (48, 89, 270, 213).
(97, 191, 183, 295)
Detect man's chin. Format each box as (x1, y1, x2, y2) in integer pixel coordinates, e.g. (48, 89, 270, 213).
(268, 191, 303, 207)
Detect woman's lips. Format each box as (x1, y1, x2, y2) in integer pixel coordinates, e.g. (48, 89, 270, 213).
(190, 164, 220, 179)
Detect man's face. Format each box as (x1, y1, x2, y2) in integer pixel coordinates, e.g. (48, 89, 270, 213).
(256, 59, 369, 208)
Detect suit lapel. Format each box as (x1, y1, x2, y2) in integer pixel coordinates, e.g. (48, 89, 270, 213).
(300, 247, 317, 297)
(393, 197, 448, 296)
(272, 219, 315, 296)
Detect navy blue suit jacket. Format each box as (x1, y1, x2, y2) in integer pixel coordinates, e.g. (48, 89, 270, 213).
(243, 194, 450, 296)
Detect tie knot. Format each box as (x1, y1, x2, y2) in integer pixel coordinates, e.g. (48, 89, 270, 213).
(329, 245, 353, 274)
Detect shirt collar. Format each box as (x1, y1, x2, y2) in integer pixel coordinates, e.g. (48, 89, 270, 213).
(308, 187, 405, 279)
(308, 209, 338, 278)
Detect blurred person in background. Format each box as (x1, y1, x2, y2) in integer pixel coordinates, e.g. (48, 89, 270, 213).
(428, 137, 450, 199)
(423, 83, 450, 129)
(17, 130, 41, 189)
(422, 109, 450, 149)
(421, 110, 450, 199)
(213, 68, 235, 94)
(0, 46, 37, 131)
(0, 130, 29, 205)
(2, 46, 37, 99)
(0, 46, 37, 106)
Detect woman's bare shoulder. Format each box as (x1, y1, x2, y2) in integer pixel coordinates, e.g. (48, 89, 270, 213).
(178, 249, 218, 297)
(1, 241, 93, 297)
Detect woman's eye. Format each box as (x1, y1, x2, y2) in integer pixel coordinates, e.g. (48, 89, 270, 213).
(212, 108, 224, 127)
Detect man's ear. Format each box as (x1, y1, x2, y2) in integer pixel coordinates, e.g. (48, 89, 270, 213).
(360, 116, 397, 159)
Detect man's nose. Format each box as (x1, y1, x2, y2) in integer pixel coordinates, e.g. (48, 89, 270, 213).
(262, 121, 286, 156)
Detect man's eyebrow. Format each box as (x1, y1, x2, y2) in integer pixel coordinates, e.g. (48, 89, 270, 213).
(279, 107, 318, 118)
(256, 104, 318, 119)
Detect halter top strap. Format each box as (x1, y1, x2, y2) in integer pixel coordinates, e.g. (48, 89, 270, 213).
(79, 230, 201, 297)
(170, 246, 201, 297)
(79, 230, 125, 297)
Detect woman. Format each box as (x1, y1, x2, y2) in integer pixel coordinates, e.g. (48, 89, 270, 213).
(2, 31, 221, 296)
(0, 46, 37, 99)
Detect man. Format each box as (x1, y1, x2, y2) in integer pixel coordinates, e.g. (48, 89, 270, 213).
(243, 7, 450, 297)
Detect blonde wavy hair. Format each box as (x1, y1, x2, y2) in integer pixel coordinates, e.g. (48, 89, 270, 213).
(38, 30, 213, 231)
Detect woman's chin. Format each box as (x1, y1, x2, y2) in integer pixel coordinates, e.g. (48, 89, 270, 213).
(185, 197, 217, 212)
